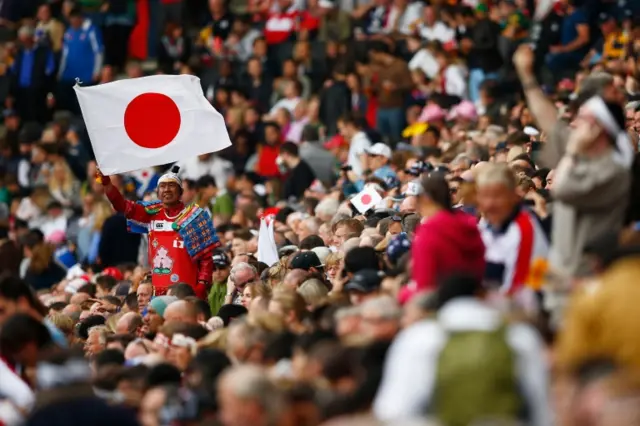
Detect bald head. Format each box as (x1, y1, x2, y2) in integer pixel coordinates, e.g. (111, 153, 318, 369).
(163, 300, 198, 324)
(62, 303, 82, 317)
(116, 311, 143, 335)
(70, 292, 90, 305)
(282, 269, 309, 290)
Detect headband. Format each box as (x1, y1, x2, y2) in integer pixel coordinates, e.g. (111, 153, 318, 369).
(582, 96, 634, 169)
(158, 165, 183, 187)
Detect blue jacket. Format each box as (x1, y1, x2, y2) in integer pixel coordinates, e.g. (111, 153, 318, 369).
(59, 20, 103, 83)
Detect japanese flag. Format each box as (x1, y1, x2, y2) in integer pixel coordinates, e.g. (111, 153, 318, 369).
(74, 75, 232, 175)
(351, 185, 382, 214)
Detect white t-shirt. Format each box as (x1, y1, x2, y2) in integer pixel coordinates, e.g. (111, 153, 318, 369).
(418, 21, 456, 44)
(348, 131, 372, 177)
(409, 48, 440, 79)
(385, 2, 424, 35)
(443, 64, 468, 98)
(175, 155, 235, 190)
(270, 97, 301, 116)
(0, 359, 34, 426)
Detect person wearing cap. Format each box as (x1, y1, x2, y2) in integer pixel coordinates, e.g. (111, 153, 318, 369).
(582, 13, 628, 66)
(209, 251, 232, 316)
(9, 24, 56, 124)
(98, 166, 219, 299)
(344, 269, 384, 305)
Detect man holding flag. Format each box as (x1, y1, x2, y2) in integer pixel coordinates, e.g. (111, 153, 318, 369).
(97, 166, 218, 299)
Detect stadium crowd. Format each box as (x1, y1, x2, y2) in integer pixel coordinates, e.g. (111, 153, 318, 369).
(1, 0, 640, 425)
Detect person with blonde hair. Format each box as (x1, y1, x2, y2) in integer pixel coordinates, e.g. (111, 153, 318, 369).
(47, 312, 74, 340)
(268, 289, 308, 334)
(325, 252, 344, 286)
(241, 281, 272, 310)
(297, 278, 328, 308)
(86, 199, 113, 264)
(48, 160, 80, 209)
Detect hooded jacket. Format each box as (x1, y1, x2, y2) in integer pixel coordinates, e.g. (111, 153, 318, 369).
(402, 209, 485, 303)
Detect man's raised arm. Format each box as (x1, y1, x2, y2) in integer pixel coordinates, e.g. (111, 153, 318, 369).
(97, 171, 152, 224)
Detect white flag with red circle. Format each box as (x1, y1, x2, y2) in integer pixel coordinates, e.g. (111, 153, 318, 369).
(74, 75, 231, 175)
(351, 185, 382, 214)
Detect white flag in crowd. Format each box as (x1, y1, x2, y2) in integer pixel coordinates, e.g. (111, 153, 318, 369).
(74, 74, 231, 175)
(351, 185, 383, 214)
(257, 217, 279, 267)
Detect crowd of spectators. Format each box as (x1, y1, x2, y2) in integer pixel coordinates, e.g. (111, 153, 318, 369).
(1, 0, 640, 425)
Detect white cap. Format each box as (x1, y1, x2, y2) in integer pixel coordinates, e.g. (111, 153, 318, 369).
(318, 0, 335, 7)
(523, 126, 540, 136)
(366, 143, 392, 159)
(311, 246, 331, 265)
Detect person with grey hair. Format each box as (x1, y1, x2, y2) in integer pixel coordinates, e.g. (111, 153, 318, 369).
(225, 262, 258, 306)
(314, 198, 340, 222)
(217, 365, 286, 426)
(297, 216, 322, 241)
(359, 296, 402, 342)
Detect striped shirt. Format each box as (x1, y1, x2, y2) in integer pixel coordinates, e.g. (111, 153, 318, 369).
(479, 207, 549, 295)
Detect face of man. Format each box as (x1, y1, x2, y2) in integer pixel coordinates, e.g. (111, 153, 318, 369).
(477, 183, 519, 227)
(213, 266, 230, 283)
(143, 307, 164, 335)
(137, 284, 153, 310)
(140, 388, 167, 426)
(367, 154, 386, 171)
(84, 331, 104, 356)
(231, 238, 248, 256)
(158, 181, 181, 206)
(332, 225, 350, 247)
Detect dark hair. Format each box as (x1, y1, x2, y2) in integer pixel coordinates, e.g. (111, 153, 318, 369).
(301, 125, 320, 143)
(124, 293, 138, 312)
(280, 141, 299, 157)
(511, 153, 536, 170)
(300, 235, 325, 250)
(605, 101, 626, 137)
(338, 112, 362, 128)
(0, 313, 52, 357)
(96, 275, 117, 292)
(184, 296, 212, 321)
(76, 315, 106, 340)
(0, 274, 47, 316)
(77, 283, 97, 297)
(48, 301, 68, 312)
(146, 363, 182, 389)
(344, 247, 379, 274)
(196, 175, 217, 190)
(435, 274, 481, 309)
(183, 179, 196, 190)
(93, 348, 125, 369)
(420, 174, 452, 210)
(168, 283, 196, 299)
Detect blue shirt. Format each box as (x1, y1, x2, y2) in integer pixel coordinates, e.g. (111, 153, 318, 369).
(372, 165, 397, 181)
(14, 48, 55, 88)
(560, 8, 588, 53)
(59, 20, 104, 83)
(43, 318, 68, 348)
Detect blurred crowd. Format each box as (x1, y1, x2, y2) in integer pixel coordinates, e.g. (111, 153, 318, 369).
(1, 0, 640, 425)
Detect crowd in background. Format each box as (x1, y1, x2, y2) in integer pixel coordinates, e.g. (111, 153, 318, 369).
(1, 0, 640, 425)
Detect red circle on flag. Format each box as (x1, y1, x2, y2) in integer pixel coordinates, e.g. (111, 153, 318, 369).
(360, 194, 372, 205)
(124, 93, 181, 149)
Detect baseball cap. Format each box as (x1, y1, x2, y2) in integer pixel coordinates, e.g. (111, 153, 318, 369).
(598, 12, 614, 24)
(405, 160, 432, 177)
(290, 251, 323, 271)
(366, 143, 392, 159)
(212, 251, 230, 268)
(344, 269, 384, 293)
(102, 266, 124, 281)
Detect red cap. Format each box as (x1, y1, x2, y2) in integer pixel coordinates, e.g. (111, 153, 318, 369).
(102, 267, 123, 281)
(324, 135, 346, 150)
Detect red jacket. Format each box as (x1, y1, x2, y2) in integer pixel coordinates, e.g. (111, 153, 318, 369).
(105, 185, 212, 299)
(401, 209, 485, 303)
(264, 9, 299, 44)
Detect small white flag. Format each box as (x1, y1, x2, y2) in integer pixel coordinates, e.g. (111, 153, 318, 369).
(257, 218, 279, 267)
(351, 186, 382, 214)
(74, 75, 231, 175)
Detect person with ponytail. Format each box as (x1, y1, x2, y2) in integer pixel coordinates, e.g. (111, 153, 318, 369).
(400, 173, 485, 304)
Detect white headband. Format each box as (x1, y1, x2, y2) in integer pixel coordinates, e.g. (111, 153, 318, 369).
(582, 96, 634, 169)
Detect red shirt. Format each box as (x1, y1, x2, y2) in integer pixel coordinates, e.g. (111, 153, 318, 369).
(105, 186, 212, 299)
(264, 9, 299, 44)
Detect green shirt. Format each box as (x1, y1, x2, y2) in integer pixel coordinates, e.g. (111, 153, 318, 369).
(208, 282, 227, 316)
(213, 192, 234, 217)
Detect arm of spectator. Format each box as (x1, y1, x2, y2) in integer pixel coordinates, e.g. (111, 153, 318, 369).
(513, 45, 558, 137)
(58, 42, 68, 80)
(352, 3, 374, 20)
(100, 174, 152, 223)
(558, 24, 589, 53)
(197, 256, 214, 286)
(552, 155, 629, 210)
(17, 159, 30, 188)
(89, 27, 104, 81)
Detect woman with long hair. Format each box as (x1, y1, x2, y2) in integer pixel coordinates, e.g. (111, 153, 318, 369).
(48, 160, 81, 209)
(22, 233, 65, 291)
(86, 199, 114, 265)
